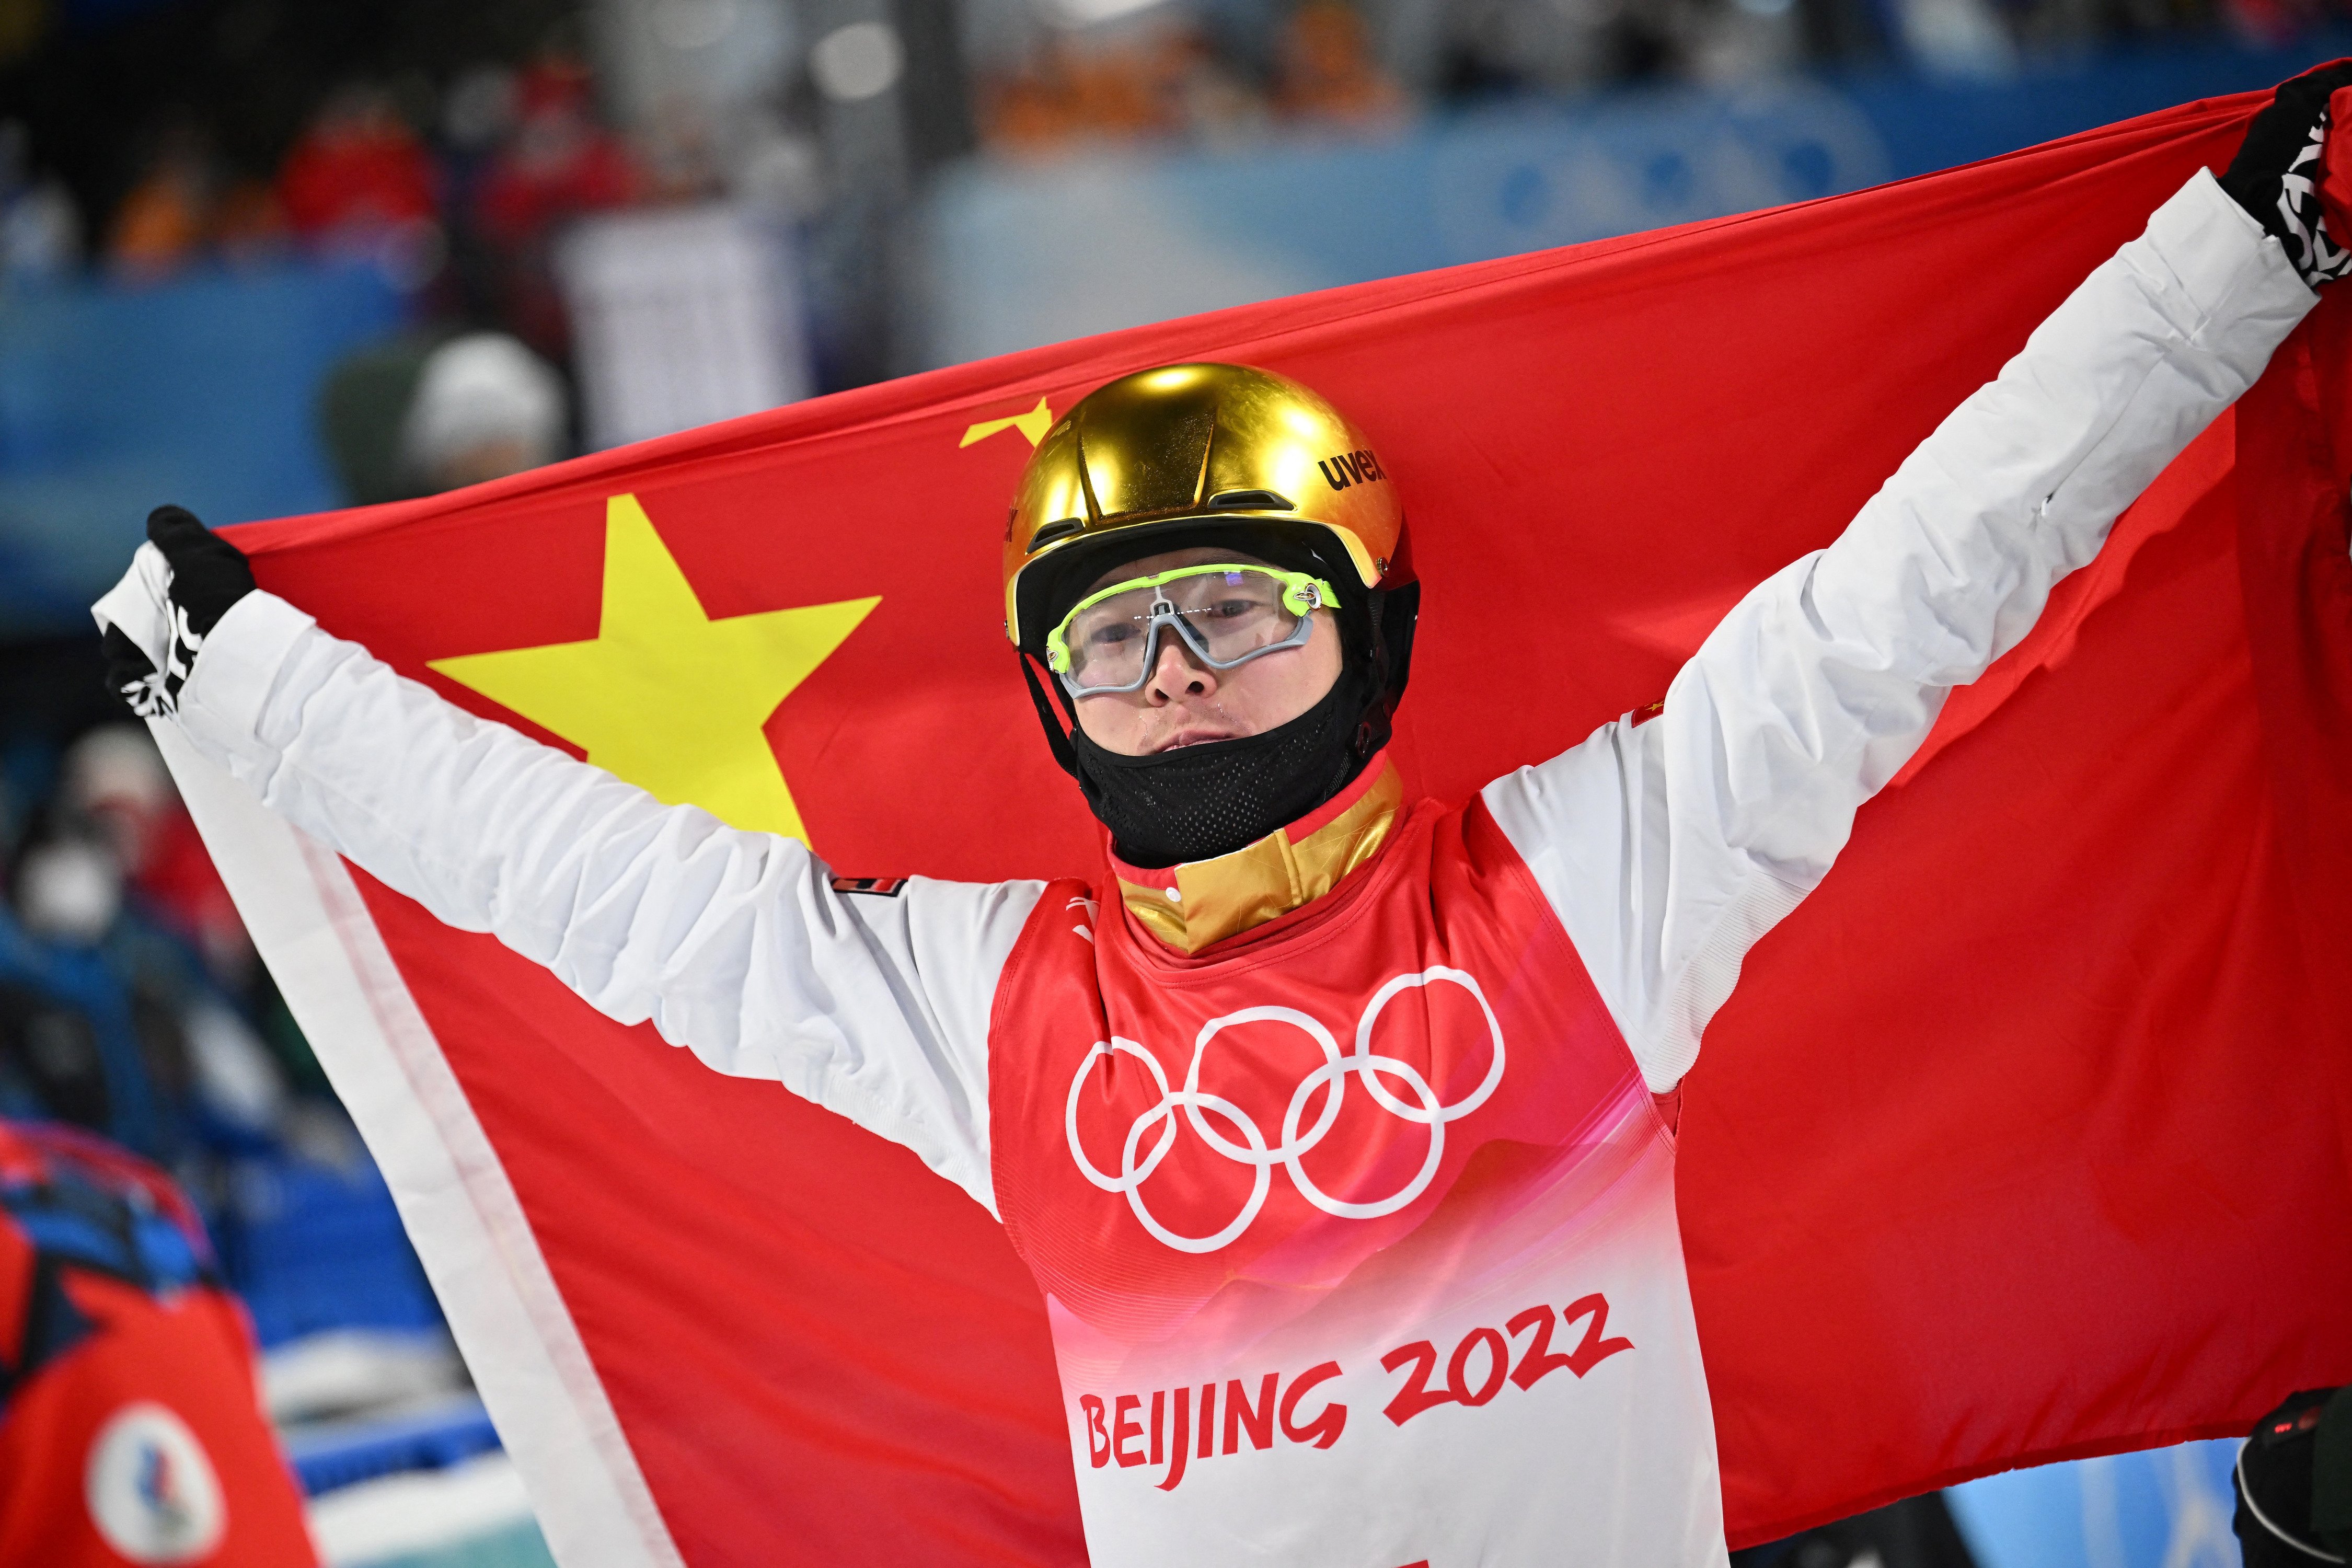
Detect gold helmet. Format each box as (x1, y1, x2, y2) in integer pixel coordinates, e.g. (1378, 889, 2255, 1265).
(1002, 363, 1405, 652)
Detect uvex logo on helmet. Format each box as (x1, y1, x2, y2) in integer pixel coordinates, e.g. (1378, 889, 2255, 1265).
(998, 363, 1407, 652)
(1318, 449, 1387, 491)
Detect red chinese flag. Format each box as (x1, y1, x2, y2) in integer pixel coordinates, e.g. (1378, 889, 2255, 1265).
(167, 89, 2352, 1565)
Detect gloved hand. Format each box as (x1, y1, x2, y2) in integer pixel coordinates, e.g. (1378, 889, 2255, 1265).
(2222, 57, 2352, 287)
(97, 506, 256, 718)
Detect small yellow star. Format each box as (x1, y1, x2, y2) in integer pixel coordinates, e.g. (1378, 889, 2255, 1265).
(429, 494, 878, 842)
(960, 395, 1054, 448)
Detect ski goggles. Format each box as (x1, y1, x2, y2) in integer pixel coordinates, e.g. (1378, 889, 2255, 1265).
(1044, 563, 1340, 696)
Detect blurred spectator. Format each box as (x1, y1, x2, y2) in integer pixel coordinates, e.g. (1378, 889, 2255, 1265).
(106, 117, 283, 281)
(433, 65, 521, 329)
(316, 336, 444, 506)
(276, 85, 441, 243)
(975, 2, 1406, 157)
(2223, 0, 2335, 45)
(1172, 30, 1274, 146)
(1275, 1, 1409, 127)
(1883, 0, 2019, 77)
(444, 65, 522, 160)
(1438, 0, 1681, 100)
(0, 926, 118, 1137)
(0, 1119, 318, 1566)
(978, 41, 1095, 153)
(2, 724, 302, 1162)
(2, 843, 170, 1158)
(639, 95, 731, 205)
(62, 727, 248, 985)
(475, 53, 645, 360)
(208, 180, 287, 264)
(13, 836, 119, 949)
(320, 330, 569, 505)
(106, 118, 214, 278)
(732, 120, 828, 222)
(0, 122, 79, 279)
(981, 22, 1271, 154)
(274, 83, 444, 292)
(401, 332, 568, 491)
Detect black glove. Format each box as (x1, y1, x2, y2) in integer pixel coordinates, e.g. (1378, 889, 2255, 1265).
(101, 505, 256, 718)
(2222, 57, 2352, 287)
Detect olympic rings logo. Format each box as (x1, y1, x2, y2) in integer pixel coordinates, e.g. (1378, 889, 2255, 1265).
(1064, 967, 1505, 1254)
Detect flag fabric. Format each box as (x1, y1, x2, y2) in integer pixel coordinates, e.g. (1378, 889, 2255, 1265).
(161, 88, 2352, 1566)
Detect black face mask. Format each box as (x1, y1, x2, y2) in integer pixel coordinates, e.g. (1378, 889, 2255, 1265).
(1019, 575, 1415, 868)
(1065, 660, 1383, 868)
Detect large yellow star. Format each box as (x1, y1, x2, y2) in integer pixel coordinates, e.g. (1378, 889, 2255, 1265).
(429, 494, 878, 842)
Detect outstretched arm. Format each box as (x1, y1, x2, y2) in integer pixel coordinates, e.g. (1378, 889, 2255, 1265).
(97, 522, 1038, 1214)
(1486, 85, 2343, 1093)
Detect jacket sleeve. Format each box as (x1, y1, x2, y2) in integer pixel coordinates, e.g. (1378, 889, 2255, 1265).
(137, 588, 1040, 1214)
(1482, 167, 2317, 1094)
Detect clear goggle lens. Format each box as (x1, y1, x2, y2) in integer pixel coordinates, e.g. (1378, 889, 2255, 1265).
(1046, 564, 1338, 695)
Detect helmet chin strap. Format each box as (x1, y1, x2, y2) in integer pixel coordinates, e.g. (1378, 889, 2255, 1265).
(1019, 655, 1084, 780)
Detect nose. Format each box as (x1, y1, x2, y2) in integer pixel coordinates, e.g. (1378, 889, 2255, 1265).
(1143, 628, 1218, 706)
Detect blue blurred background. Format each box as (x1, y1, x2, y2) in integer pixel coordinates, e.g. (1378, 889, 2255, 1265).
(1, 0, 2341, 1562)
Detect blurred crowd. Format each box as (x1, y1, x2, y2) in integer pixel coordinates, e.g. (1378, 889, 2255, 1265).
(0, 720, 339, 1178)
(6, 0, 2346, 298)
(0, 669, 453, 1359)
(0, 0, 2348, 423)
(978, 0, 1406, 152)
(32, 50, 664, 371)
(965, 0, 2343, 157)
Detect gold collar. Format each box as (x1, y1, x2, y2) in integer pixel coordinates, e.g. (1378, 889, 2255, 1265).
(1112, 757, 1403, 954)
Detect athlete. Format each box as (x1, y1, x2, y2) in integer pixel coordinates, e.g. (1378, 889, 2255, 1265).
(0, 1120, 317, 1566)
(89, 65, 2352, 1567)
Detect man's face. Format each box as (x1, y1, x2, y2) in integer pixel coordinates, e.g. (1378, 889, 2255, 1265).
(1068, 546, 1345, 758)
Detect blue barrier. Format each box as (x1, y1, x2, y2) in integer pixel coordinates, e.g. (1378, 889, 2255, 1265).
(0, 263, 404, 636)
(1844, 39, 2337, 183)
(214, 1150, 444, 1347)
(283, 1394, 503, 1497)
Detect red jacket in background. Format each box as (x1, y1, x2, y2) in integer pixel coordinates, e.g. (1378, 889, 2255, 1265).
(0, 1122, 316, 1567)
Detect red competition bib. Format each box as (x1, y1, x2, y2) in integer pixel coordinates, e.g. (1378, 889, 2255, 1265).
(988, 799, 1726, 1567)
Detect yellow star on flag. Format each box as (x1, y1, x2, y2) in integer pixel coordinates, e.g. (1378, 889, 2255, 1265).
(429, 494, 878, 843)
(960, 395, 1054, 448)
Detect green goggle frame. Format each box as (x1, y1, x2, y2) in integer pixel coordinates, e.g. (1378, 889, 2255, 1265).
(1044, 562, 1341, 682)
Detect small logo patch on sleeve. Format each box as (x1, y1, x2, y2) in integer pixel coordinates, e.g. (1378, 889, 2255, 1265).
(831, 875, 909, 897)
